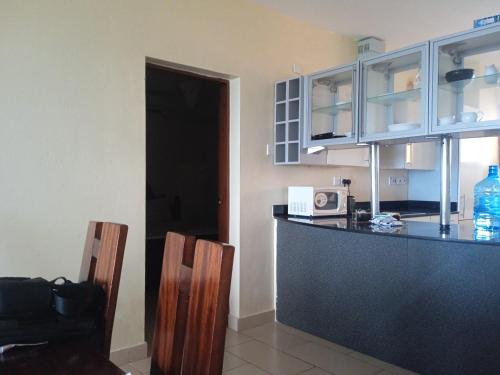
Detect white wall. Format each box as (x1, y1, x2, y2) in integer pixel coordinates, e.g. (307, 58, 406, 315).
(1, 0, 368, 350)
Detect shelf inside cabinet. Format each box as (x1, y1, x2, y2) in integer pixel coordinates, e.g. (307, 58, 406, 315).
(438, 72, 500, 93)
(367, 88, 421, 105)
(312, 101, 352, 115)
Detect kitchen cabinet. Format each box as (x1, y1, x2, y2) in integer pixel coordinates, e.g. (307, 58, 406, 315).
(274, 77, 329, 165)
(274, 77, 303, 164)
(273, 24, 500, 167)
(304, 63, 359, 148)
(276, 218, 500, 375)
(430, 24, 500, 136)
(326, 142, 436, 169)
(326, 147, 369, 167)
(379, 141, 436, 170)
(359, 43, 429, 143)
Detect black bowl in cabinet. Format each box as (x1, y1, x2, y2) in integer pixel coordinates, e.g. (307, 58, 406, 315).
(445, 68, 474, 83)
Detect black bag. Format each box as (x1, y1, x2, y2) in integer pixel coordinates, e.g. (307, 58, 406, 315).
(0, 277, 52, 320)
(0, 276, 105, 348)
(51, 277, 105, 318)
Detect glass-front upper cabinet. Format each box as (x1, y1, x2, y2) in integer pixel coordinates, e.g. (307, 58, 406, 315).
(360, 43, 429, 142)
(304, 63, 358, 147)
(431, 24, 500, 135)
(274, 77, 302, 164)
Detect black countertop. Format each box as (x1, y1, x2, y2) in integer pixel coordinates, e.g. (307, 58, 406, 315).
(274, 215, 500, 245)
(273, 201, 459, 219)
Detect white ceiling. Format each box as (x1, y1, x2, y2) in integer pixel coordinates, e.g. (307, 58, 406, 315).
(253, 0, 500, 49)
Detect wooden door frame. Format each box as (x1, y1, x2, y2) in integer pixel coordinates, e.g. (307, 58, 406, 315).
(217, 81, 230, 243)
(145, 63, 230, 243)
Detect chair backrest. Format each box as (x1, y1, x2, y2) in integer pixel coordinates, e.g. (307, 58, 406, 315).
(79, 221, 128, 358)
(151, 232, 234, 375)
(151, 232, 196, 375)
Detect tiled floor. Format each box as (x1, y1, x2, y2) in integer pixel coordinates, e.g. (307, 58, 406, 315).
(118, 322, 419, 375)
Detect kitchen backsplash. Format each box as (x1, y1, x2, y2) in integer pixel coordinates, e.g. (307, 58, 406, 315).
(275, 167, 409, 204)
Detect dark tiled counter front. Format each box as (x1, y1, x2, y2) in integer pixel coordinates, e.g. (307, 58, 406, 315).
(276, 219, 500, 375)
(275, 215, 500, 245)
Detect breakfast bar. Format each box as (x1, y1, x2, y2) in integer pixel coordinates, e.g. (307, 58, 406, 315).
(275, 216, 500, 375)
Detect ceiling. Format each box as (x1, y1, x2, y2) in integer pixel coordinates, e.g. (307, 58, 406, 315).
(252, 0, 500, 49)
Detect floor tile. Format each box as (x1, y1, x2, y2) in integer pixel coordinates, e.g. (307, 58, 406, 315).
(120, 364, 144, 375)
(285, 342, 381, 375)
(275, 322, 353, 354)
(390, 367, 421, 375)
(129, 357, 151, 374)
(227, 340, 313, 375)
(349, 351, 399, 370)
(242, 322, 309, 350)
(223, 363, 271, 374)
(110, 349, 129, 366)
(226, 328, 253, 348)
(376, 369, 420, 375)
(223, 351, 247, 372)
(299, 367, 333, 375)
(349, 351, 420, 375)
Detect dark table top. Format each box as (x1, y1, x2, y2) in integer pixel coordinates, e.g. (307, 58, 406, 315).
(275, 215, 500, 246)
(0, 341, 125, 375)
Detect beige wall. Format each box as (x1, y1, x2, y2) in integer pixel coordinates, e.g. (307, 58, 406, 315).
(0, 0, 407, 351)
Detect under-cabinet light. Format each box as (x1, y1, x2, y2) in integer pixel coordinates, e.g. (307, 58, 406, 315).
(405, 143, 412, 164)
(307, 146, 325, 154)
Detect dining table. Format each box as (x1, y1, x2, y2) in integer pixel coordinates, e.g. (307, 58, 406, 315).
(0, 340, 126, 375)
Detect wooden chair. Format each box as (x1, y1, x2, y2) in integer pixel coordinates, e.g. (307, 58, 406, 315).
(151, 232, 235, 375)
(78, 221, 128, 358)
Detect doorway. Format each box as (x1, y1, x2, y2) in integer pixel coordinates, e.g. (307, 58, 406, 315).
(145, 63, 229, 348)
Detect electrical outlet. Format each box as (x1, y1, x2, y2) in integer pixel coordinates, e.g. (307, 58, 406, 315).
(396, 176, 407, 185)
(332, 176, 343, 186)
(388, 176, 398, 185)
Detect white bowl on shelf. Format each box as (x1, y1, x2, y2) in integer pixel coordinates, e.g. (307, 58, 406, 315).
(438, 116, 456, 126)
(388, 122, 420, 132)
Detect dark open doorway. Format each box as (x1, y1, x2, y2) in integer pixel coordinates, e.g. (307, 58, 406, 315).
(145, 63, 229, 349)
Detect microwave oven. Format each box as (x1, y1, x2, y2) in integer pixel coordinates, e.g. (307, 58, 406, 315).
(288, 186, 348, 217)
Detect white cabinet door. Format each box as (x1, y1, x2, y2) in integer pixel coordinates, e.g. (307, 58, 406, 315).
(406, 142, 436, 170)
(380, 144, 405, 169)
(379, 142, 436, 170)
(326, 147, 369, 167)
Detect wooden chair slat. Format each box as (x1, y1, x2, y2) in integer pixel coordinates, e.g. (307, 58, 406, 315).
(78, 221, 128, 358)
(151, 232, 196, 375)
(151, 233, 234, 375)
(182, 239, 234, 375)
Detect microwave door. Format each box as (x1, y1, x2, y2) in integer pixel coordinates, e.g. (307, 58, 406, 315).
(314, 192, 339, 211)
